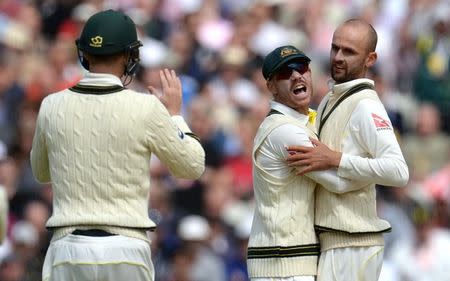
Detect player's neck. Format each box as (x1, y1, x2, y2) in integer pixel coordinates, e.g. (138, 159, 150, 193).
(89, 64, 124, 79)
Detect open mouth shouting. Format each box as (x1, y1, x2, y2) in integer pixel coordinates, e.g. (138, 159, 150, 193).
(293, 84, 308, 96)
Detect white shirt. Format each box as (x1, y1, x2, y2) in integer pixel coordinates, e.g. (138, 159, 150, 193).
(258, 101, 368, 194)
(321, 79, 409, 187)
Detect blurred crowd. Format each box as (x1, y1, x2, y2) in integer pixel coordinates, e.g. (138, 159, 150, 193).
(0, 0, 449, 280)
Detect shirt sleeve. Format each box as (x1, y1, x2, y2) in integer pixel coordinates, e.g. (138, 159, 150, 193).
(338, 99, 409, 187)
(270, 123, 369, 193)
(146, 99, 205, 179)
(268, 123, 312, 158)
(306, 170, 370, 194)
(30, 99, 51, 183)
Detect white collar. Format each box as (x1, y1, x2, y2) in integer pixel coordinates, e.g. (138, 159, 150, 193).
(78, 72, 123, 87)
(331, 78, 374, 97)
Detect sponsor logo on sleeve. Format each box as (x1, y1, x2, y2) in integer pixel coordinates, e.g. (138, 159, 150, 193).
(372, 113, 392, 131)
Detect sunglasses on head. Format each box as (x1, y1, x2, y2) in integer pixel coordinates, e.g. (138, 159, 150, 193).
(274, 62, 309, 80)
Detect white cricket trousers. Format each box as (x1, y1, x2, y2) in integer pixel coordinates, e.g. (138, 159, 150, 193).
(42, 234, 154, 281)
(317, 246, 384, 281)
(252, 276, 315, 281)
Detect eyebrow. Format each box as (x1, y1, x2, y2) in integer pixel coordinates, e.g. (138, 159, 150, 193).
(331, 43, 357, 54)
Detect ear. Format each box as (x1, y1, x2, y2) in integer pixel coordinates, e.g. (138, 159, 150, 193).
(267, 80, 276, 95)
(365, 51, 377, 68)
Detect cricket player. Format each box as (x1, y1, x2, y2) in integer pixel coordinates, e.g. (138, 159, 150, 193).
(30, 9, 205, 281)
(248, 45, 374, 281)
(286, 19, 409, 281)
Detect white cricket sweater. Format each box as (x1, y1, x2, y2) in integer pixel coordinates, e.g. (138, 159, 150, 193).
(247, 101, 372, 277)
(315, 79, 409, 250)
(248, 105, 319, 277)
(30, 73, 205, 242)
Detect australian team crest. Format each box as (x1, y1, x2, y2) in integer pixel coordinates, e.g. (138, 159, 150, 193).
(90, 36, 103, 48)
(280, 47, 299, 58)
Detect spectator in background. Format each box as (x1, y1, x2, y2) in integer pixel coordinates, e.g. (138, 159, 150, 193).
(206, 45, 260, 136)
(22, 199, 51, 256)
(422, 159, 450, 229)
(0, 254, 26, 281)
(174, 215, 226, 281)
(0, 49, 25, 147)
(223, 111, 258, 200)
(388, 198, 450, 281)
(413, 2, 450, 134)
(187, 95, 227, 169)
(10, 102, 41, 196)
(224, 205, 253, 281)
(402, 103, 450, 182)
(208, 45, 260, 110)
(9, 220, 40, 280)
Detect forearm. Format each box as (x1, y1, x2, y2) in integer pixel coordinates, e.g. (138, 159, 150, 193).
(162, 141, 205, 179)
(152, 116, 205, 179)
(338, 154, 409, 187)
(305, 169, 369, 194)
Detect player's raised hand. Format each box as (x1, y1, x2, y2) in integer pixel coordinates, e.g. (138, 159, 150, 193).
(148, 69, 182, 115)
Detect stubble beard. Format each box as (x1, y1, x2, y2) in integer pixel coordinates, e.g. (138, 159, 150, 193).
(331, 68, 347, 83)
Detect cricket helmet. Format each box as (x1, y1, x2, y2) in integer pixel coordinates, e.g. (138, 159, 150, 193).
(76, 9, 141, 56)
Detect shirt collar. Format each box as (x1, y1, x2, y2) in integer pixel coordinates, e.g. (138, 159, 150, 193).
(78, 72, 123, 87)
(330, 78, 374, 97)
(270, 100, 309, 125)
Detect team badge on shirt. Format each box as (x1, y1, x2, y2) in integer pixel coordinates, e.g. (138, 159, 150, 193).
(177, 128, 184, 139)
(371, 113, 392, 131)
